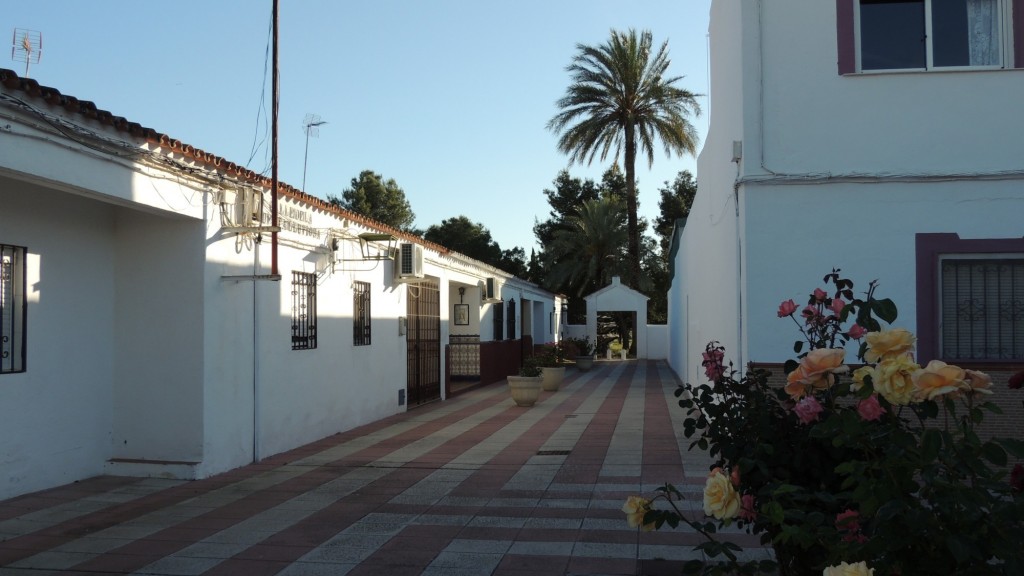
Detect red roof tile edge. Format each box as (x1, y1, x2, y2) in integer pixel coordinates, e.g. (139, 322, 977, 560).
(0, 67, 460, 259)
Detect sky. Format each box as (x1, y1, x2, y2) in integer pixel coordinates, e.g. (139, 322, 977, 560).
(3, 1, 711, 254)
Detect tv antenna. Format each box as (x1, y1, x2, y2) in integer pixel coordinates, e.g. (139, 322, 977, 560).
(301, 113, 327, 193)
(11, 28, 42, 78)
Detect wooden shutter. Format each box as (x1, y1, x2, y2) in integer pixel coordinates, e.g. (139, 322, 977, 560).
(836, 0, 856, 74)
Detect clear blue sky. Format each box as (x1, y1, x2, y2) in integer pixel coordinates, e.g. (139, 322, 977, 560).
(4, 1, 710, 254)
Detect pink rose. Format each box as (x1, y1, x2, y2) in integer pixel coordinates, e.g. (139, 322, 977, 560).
(730, 467, 741, 488)
(830, 298, 846, 316)
(1009, 370, 1024, 390)
(793, 395, 823, 424)
(739, 494, 756, 522)
(857, 395, 885, 421)
(847, 323, 867, 340)
(835, 509, 868, 544)
(1012, 464, 1024, 493)
(813, 288, 827, 301)
(777, 299, 798, 318)
(702, 348, 725, 381)
(801, 305, 818, 320)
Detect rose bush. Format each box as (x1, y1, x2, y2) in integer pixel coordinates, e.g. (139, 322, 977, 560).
(627, 270, 1024, 575)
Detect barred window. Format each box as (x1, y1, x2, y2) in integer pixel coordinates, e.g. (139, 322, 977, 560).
(493, 300, 504, 341)
(941, 258, 1024, 361)
(506, 298, 517, 340)
(291, 272, 317, 350)
(353, 281, 371, 346)
(1, 244, 27, 374)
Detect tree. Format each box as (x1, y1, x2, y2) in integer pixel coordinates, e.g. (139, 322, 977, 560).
(328, 170, 416, 231)
(542, 197, 628, 298)
(423, 216, 526, 276)
(654, 170, 697, 254)
(548, 29, 701, 288)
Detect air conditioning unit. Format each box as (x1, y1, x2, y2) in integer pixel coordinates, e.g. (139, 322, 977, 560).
(484, 277, 501, 302)
(393, 242, 424, 281)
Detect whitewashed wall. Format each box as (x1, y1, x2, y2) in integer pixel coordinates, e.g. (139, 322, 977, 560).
(668, 0, 748, 384)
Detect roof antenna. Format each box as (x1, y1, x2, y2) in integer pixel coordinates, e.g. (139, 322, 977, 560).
(11, 28, 42, 78)
(301, 113, 327, 194)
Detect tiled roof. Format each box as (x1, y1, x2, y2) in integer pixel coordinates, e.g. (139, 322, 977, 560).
(0, 67, 457, 258)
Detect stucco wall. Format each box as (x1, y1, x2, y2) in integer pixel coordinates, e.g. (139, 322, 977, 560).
(0, 179, 115, 499)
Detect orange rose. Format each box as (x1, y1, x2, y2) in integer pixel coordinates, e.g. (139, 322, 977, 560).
(785, 348, 848, 399)
(912, 360, 965, 401)
(961, 369, 993, 396)
(864, 328, 916, 363)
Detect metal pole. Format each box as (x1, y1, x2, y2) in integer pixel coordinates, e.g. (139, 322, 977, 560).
(271, 0, 280, 277)
(302, 128, 310, 193)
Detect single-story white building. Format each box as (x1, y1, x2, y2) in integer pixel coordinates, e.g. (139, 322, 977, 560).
(0, 68, 562, 500)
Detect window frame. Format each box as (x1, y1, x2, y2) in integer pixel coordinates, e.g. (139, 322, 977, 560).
(353, 281, 371, 346)
(837, 0, 1024, 73)
(1, 244, 27, 374)
(291, 271, 318, 350)
(916, 233, 1024, 365)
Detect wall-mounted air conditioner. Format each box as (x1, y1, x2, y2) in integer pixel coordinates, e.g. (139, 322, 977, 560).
(484, 277, 501, 302)
(393, 242, 424, 281)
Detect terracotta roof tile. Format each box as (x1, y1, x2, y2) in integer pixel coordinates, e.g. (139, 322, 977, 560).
(0, 67, 457, 257)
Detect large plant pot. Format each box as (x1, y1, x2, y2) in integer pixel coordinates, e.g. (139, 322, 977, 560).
(541, 366, 565, 391)
(575, 355, 594, 371)
(508, 376, 542, 406)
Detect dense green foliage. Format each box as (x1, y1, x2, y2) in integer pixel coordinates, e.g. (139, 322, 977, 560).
(329, 170, 416, 232)
(548, 28, 700, 288)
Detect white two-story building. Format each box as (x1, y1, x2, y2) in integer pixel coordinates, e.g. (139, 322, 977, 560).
(670, 1, 1024, 400)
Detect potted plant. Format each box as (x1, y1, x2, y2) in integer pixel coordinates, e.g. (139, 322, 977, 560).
(538, 342, 566, 391)
(507, 356, 542, 406)
(567, 336, 595, 371)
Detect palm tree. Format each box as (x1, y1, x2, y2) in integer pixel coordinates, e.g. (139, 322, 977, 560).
(543, 197, 628, 297)
(548, 29, 701, 288)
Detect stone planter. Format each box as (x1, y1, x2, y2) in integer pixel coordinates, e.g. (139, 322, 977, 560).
(541, 366, 565, 391)
(507, 375, 542, 406)
(575, 355, 594, 371)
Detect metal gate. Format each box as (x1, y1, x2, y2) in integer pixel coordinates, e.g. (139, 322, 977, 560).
(406, 281, 440, 406)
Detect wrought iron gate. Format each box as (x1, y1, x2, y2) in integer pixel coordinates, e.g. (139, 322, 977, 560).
(406, 282, 440, 406)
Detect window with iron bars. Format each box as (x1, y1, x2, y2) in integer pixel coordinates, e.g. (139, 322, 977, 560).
(353, 281, 371, 346)
(506, 298, 517, 340)
(941, 257, 1024, 362)
(493, 300, 504, 341)
(1, 244, 26, 374)
(291, 272, 317, 350)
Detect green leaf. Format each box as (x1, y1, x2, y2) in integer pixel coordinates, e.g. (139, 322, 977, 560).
(946, 535, 973, 563)
(996, 438, 1024, 458)
(793, 341, 804, 354)
(872, 298, 899, 323)
(981, 441, 1008, 467)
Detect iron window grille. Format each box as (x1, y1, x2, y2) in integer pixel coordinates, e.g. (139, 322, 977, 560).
(506, 298, 517, 340)
(1, 244, 26, 374)
(940, 257, 1024, 361)
(291, 271, 317, 350)
(353, 281, 371, 346)
(493, 300, 504, 341)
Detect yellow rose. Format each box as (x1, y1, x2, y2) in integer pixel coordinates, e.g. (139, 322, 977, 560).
(912, 360, 965, 401)
(703, 468, 740, 520)
(864, 328, 916, 363)
(872, 354, 919, 405)
(785, 348, 849, 399)
(823, 561, 874, 576)
(621, 496, 654, 531)
(851, 366, 873, 392)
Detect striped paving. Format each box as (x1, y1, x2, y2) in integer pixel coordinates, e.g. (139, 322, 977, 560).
(0, 360, 769, 576)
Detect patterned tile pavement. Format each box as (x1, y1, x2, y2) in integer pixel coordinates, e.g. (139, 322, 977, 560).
(0, 360, 770, 575)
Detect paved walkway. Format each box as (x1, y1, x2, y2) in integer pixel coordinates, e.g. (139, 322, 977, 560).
(0, 360, 767, 575)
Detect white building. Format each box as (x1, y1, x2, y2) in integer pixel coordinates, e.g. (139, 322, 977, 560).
(670, 0, 1024, 385)
(0, 68, 562, 500)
